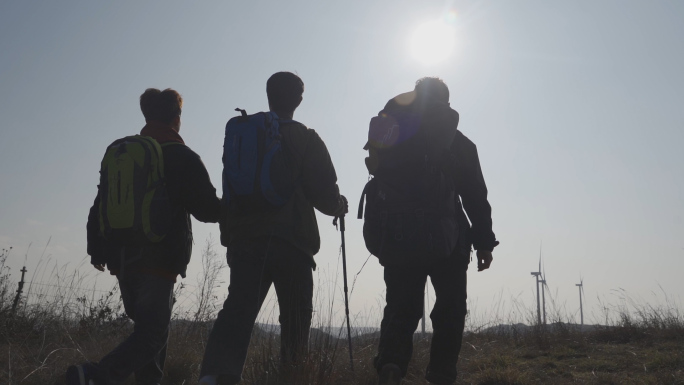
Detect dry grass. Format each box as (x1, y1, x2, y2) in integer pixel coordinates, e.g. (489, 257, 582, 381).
(1, 245, 683, 384)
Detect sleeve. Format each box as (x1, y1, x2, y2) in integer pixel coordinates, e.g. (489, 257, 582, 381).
(452, 134, 499, 251)
(173, 147, 221, 223)
(86, 191, 107, 265)
(300, 130, 343, 216)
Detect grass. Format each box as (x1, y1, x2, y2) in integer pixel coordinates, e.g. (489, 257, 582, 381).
(1, 245, 683, 384)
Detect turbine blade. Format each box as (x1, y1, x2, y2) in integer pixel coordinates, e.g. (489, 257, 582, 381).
(538, 258, 541, 274)
(536, 240, 541, 274)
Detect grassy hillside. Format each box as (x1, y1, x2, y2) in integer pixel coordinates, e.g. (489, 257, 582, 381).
(1, 247, 682, 384)
(2, 301, 683, 384)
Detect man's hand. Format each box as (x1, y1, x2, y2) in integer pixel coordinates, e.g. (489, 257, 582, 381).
(476, 250, 493, 272)
(334, 195, 349, 217)
(93, 264, 105, 272)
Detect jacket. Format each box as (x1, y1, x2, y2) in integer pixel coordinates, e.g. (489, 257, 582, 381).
(450, 130, 499, 252)
(222, 121, 342, 267)
(368, 92, 498, 254)
(87, 122, 221, 279)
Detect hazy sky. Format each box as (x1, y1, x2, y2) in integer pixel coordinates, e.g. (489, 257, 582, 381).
(1, 0, 683, 328)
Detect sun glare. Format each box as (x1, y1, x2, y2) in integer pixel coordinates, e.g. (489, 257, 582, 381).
(410, 19, 456, 66)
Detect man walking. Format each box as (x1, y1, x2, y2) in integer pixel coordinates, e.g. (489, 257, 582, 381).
(67, 88, 221, 385)
(199, 72, 347, 385)
(362, 78, 498, 385)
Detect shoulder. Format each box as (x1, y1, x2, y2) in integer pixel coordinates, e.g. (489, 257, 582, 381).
(281, 121, 321, 144)
(162, 142, 193, 154)
(453, 130, 476, 149)
(162, 143, 203, 163)
(280, 120, 309, 132)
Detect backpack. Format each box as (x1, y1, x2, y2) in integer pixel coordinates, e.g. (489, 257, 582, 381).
(98, 135, 174, 245)
(222, 109, 296, 216)
(358, 100, 459, 266)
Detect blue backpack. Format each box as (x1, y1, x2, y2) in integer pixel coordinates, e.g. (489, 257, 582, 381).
(222, 109, 296, 215)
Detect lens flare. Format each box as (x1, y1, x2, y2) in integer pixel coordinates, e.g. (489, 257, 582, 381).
(443, 9, 458, 25)
(409, 19, 456, 65)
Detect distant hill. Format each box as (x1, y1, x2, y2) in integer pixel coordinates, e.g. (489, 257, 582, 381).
(476, 322, 602, 335)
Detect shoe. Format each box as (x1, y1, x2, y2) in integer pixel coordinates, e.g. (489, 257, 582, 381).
(378, 363, 402, 385)
(66, 362, 98, 385)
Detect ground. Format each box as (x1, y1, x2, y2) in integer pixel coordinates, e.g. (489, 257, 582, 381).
(2, 317, 682, 384)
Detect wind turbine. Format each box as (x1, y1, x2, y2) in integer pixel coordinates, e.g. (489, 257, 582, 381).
(530, 265, 542, 325)
(576, 277, 584, 327)
(540, 255, 548, 325)
(530, 244, 548, 326)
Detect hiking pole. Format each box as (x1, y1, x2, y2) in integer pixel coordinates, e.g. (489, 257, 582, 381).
(334, 215, 354, 371)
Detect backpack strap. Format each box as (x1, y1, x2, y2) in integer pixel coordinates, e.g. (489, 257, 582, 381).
(357, 179, 373, 219)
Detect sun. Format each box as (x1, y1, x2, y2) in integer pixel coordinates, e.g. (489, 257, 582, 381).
(409, 20, 457, 66)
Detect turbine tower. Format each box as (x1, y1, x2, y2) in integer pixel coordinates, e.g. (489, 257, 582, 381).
(576, 278, 584, 327)
(531, 245, 548, 325)
(540, 255, 548, 325)
(530, 270, 541, 325)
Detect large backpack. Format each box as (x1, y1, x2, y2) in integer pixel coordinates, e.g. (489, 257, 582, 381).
(98, 135, 174, 245)
(358, 99, 459, 266)
(222, 109, 296, 217)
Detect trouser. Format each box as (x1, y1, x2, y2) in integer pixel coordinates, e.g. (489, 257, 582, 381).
(96, 272, 174, 385)
(200, 237, 314, 383)
(374, 255, 469, 385)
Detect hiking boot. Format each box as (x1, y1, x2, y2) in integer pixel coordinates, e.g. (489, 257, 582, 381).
(66, 362, 98, 385)
(378, 363, 402, 385)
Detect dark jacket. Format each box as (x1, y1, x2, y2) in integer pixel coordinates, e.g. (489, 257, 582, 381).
(450, 131, 499, 252)
(87, 124, 221, 279)
(368, 92, 498, 254)
(222, 121, 342, 267)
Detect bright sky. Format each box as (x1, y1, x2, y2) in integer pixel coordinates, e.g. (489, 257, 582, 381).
(1, 0, 683, 328)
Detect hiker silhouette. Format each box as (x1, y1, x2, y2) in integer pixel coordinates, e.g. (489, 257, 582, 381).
(198, 72, 348, 385)
(68, 88, 221, 385)
(360, 77, 499, 385)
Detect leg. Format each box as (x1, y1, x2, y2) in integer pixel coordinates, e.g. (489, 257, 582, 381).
(270, 241, 314, 366)
(426, 258, 468, 384)
(97, 272, 174, 385)
(375, 264, 428, 377)
(200, 249, 273, 383)
(134, 343, 167, 385)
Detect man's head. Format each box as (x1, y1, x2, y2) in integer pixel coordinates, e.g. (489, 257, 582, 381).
(140, 88, 183, 130)
(414, 77, 449, 103)
(267, 72, 304, 117)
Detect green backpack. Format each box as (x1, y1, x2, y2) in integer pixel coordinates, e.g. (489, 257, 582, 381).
(98, 135, 174, 245)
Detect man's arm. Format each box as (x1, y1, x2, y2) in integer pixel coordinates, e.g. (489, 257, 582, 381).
(167, 146, 221, 223)
(452, 132, 499, 253)
(300, 130, 346, 216)
(86, 191, 106, 270)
